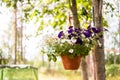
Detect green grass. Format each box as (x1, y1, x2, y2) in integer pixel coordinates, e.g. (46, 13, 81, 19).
(38, 70, 120, 80)
(107, 75, 120, 80)
(106, 64, 120, 80)
(38, 66, 120, 80)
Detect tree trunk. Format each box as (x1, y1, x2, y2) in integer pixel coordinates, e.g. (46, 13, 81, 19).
(69, 0, 88, 80)
(114, 50, 116, 64)
(92, 49, 97, 80)
(47, 62, 51, 72)
(20, 1, 24, 63)
(14, 8, 17, 64)
(69, 0, 80, 28)
(81, 58, 89, 80)
(93, 0, 106, 80)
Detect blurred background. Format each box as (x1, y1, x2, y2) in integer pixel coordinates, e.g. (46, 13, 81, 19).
(0, 0, 120, 80)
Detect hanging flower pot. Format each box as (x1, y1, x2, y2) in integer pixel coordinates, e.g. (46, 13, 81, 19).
(41, 25, 107, 69)
(61, 55, 81, 70)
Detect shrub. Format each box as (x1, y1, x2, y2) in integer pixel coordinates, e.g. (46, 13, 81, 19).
(106, 64, 120, 77)
(105, 53, 120, 65)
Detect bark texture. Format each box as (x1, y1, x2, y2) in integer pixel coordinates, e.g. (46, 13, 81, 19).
(93, 0, 106, 80)
(81, 58, 89, 80)
(69, 0, 80, 28)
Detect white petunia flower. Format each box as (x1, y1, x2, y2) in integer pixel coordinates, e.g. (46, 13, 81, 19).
(68, 49, 74, 53)
(71, 38, 76, 43)
(67, 40, 72, 44)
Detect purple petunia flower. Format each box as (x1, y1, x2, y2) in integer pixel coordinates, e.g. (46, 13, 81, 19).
(75, 28, 81, 34)
(58, 31, 64, 38)
(68, 28, 74, 34)
(75, 38, 82, 45)
(83, 30, 92, 38)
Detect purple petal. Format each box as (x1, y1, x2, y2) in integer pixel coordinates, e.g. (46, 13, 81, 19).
(92, 28, 101, 33)
(91, 28, 96, 32)
(83, 30, 92, 37)
(68, 28, 74, 34)
(75, 28, 81, 33)
(75, 38, 82, 45)
(58, 31, 64, 38)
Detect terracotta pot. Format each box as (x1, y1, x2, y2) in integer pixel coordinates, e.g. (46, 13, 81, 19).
(61, 55, 81, 70)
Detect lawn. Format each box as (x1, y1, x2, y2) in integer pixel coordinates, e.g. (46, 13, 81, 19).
(38, 71, 120, 80)
(38, 68, 120, 80)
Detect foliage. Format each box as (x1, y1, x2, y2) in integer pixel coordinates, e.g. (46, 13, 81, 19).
(30, 0, 93, 34)
(106, 64, 120, 77)
(103, 1, 116, 17)
(42, 25, 107, 62)
(106, 53, 120, 65)
(1, 0, 108, 31)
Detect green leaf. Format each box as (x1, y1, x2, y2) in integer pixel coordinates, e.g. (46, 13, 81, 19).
(52, 54, 57, 62)
(102, 18, 108, 27)
(47, 54, 52, 61)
